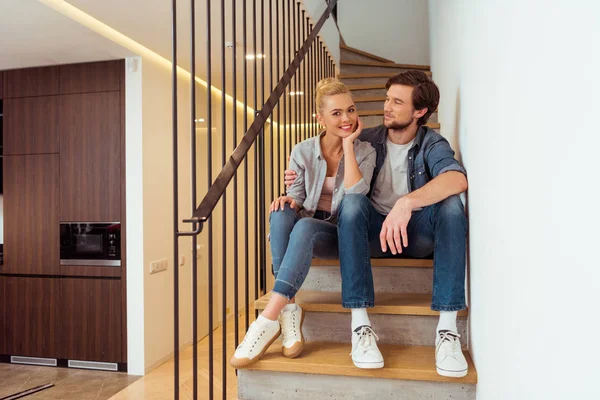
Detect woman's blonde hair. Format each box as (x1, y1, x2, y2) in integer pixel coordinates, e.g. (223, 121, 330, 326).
(315, 78, 351, 113)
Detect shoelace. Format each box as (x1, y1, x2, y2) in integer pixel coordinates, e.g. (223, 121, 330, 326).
(436, 330, 461, 358)
(350, 326, 380, 356)
(236, 322, 265, 352)
(281, 311, 300, 340)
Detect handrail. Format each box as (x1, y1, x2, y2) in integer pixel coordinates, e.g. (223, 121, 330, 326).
(185, 0, 338, 225)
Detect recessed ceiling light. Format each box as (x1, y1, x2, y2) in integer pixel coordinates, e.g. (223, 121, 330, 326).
(246, 54, 266, 60)
(312, 113, 316, 117)
(195, 118, 205, 123)
(289, 91, 304, 96)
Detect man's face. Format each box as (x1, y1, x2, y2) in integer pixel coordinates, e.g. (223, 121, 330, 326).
(383, 84, 425, 131)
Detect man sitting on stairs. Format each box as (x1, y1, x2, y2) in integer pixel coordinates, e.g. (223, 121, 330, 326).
(285, 70, 469, 378)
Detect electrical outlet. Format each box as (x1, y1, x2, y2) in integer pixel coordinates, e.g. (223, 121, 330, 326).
(150, 259, 168, 274)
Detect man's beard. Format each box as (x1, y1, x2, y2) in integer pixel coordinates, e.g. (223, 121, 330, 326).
(383, 117, 413, 131)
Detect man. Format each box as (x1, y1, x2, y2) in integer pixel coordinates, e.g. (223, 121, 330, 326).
(285, 70, 469, 377)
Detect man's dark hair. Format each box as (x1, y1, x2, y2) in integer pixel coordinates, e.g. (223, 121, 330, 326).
(385, 70, 440, 126)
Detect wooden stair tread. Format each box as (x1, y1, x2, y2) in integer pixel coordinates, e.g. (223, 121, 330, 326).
(311, 258, 433, 268)
(245, 341, 477, 384)
(354, 95, 388, 103)
(255, 291, 468, 317)
(348, 83, 387, 91)
(341, 60, 431, 71)
(340, 44, 396, 64)
(339, 71, 432, 79)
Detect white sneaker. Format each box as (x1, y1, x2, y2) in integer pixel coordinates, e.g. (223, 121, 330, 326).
(230, 317, 281, 369)
(350, 325, 384, 369)
(280, 306, 305, 358)
(435, 330, 468, 378)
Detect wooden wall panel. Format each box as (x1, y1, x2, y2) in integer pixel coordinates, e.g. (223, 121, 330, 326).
(3, 277, 60, 358)
(60, 278, 121, 362)
(3, 96, 60, 155)
(60, 60, 122, 94)
(2, 154, 59, 275)
(3, 66, 59, 98)
(60, 92, 121, 222)
(0, 277, 5, 354)
(0, 71, 3, 98)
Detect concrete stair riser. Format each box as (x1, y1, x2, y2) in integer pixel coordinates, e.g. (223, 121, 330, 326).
(239, 370, 476, 400)
(300, 312, 468, 348)
(302, 266, 433, 294)
(341, 64, 429, 75)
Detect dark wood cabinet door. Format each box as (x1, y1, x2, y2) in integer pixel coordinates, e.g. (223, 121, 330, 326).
(2, 154, 59, 275)
(60, 278, 122, 362)
(60, 92, 120, 222)
(0, 71, 4, 98)
(3, 96, 60, 155)
(2, 277, 60, 358)
(0, 277, 5, 354)
(3, 66, 59, 98)
(60, 60, 122, 94)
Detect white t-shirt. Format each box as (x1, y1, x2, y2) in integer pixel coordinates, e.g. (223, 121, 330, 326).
(371, 138, 415, 215)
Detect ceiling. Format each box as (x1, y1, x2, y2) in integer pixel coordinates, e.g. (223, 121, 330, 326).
(0, 0, 132, 70)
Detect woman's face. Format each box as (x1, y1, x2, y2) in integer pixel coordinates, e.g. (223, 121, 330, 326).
(317, 93, 358, 138)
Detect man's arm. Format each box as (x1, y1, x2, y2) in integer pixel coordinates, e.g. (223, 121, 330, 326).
(381, 171, 467, 255)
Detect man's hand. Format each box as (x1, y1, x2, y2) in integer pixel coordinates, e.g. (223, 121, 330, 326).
(380, 198, 413, 255)
(270, 196, 297, 212)
(284, 169, 297, 188)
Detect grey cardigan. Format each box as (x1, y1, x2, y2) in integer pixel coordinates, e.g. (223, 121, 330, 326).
(287, 132, 377, 221)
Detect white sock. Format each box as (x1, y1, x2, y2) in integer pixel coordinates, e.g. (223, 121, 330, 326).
(281, 303, 298, 313)
(351, 308, 371, 331)
(437, 311, 458, 334)
(257, 314, 280, 326)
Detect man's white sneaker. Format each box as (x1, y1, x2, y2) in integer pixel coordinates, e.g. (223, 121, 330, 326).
(280, 306, 305, 358)
(350, 325, 384, 369)
(230, 316, 281, 369)
(435, 330, 468, 378)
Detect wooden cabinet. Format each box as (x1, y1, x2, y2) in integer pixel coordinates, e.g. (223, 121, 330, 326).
(0, 71, 3, 98)
(59, 278, 122, 362)
(3, 96, 60, 155)
(1, 277, 60, 358)
(2, 154, 59, 275)
(3, 66, 59, 98)
(60, 92, 121, 222)
(60, 60, 122, 94)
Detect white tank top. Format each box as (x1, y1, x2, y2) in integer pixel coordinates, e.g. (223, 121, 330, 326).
(316, 177, 336, 212)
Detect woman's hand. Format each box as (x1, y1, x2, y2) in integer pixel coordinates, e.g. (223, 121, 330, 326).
(270, 196, 297, 212)
(342, 118, 364, 149)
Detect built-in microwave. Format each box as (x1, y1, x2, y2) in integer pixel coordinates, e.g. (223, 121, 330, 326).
(60, 222, 121, 266)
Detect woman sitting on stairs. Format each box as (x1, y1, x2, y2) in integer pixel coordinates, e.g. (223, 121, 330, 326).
(230, 78, 378, 369)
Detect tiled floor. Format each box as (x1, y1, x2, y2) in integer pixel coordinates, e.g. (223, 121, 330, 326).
(0, 363, 139, 400)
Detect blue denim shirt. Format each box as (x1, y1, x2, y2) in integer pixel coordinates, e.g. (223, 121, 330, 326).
(358, 125, 467, 196)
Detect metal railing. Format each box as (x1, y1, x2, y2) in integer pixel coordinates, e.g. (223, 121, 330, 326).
(170, 0, 338, 398)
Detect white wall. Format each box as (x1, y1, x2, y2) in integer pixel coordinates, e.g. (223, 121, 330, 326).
(429, 1, 600, 399)
(338, 0, 430, 65)
(303, 0, 341, 66)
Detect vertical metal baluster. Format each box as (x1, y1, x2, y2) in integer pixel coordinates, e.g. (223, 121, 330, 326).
(171, 0, 180, 399)
(259, 0, 267, 297)
(302, 10, 306, 141)
(253, 0, 259, 315)
(269, 0, 274, 205)
(243, 0, 250, 333)
(309, 22, 313, 138)
(220, 0, 227, 398)
(206, 0, 214, 398)
(189, 0, 199, 398)
(292, 0, 297, 146)
(295, 1, 300, 145)
(232, 0, 239, 352)
(287, 0, 292, 158)
(281, 0, 287, 194)
(276, 0, 281, 197)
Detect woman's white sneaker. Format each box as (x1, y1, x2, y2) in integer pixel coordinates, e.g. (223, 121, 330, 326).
(280, 305, 305, 358)
(350, 325, 384, 369)
(435, 330, 468, 378)
(230, 315, 281, 369)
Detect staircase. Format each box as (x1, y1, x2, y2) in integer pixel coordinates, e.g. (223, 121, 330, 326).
(237, 45, 476, 399)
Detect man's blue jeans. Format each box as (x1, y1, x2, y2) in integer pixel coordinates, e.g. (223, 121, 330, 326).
(270, 205, 338, 299)
(337, 194, 467, 311)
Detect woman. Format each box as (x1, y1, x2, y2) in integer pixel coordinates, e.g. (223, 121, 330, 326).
(230, 78, 377, 368)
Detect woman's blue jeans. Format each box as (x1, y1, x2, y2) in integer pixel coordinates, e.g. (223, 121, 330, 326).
(270, 204, 338, 299)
